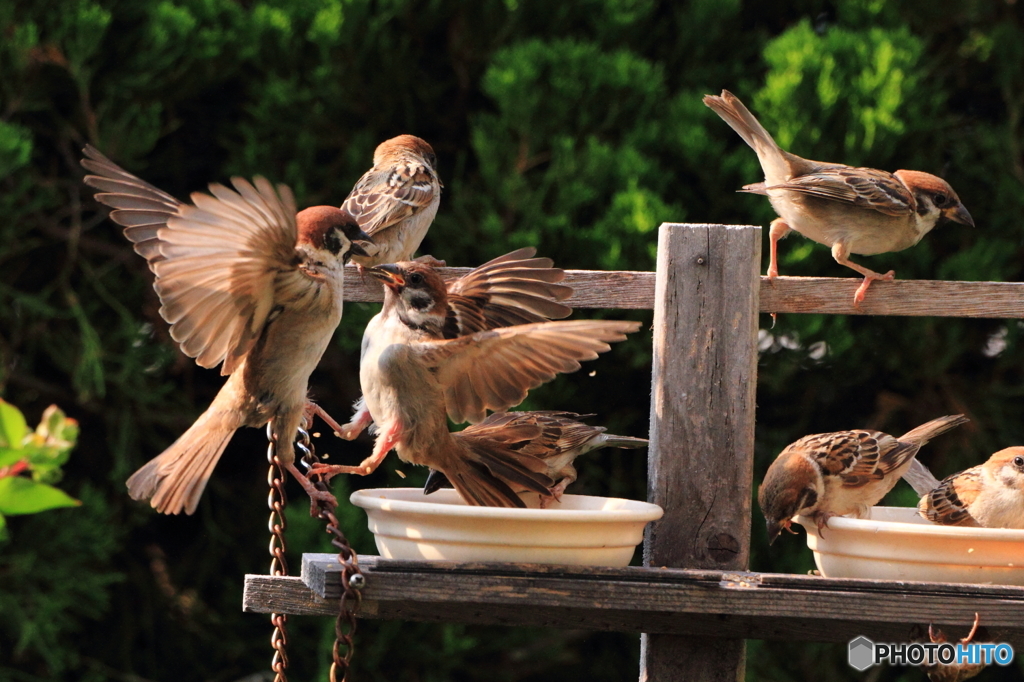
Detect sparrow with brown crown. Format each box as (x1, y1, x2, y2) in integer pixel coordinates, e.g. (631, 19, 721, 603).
(82, 145, 371, 514)
(704, 90, 974, 305)
(342, 134, 442, 267)
(759, 414, 968, 543)
(918, 446, 1024, 529)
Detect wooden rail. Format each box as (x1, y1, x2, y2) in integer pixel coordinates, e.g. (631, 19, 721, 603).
(346, 268, 1024, 318)
(243, 556, 1024, 649)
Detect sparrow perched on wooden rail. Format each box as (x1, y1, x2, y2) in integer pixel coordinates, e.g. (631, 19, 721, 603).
(341, 134, 442, 267)
(422, 411, 649, 504)
(704, 90, 974, 305)
(81, 145, 370, 514)
(759, 414, 968, 543)
(311, 258, 640, 507)
(918, 446, 1024, 529)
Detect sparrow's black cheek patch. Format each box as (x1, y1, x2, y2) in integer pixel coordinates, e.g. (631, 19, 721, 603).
(323, 227, 345, 255)
(409, 294, 432, 311)
(800, 487, 818, 510)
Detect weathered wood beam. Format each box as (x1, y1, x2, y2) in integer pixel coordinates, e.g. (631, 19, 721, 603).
(640, 223, 761, 681)
(344, 265, 1024, 318)
(243, 557, 1024, 647)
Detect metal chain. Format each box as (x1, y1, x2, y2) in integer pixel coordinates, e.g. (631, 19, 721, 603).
(295, 423, 364, 682)
(266, 422, 290, 682)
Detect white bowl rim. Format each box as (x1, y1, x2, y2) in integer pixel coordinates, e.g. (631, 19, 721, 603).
(796, 506, 1024, 541)
(350, 488, 664, 523)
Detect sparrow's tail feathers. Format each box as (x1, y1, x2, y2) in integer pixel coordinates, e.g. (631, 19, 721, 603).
(902, 458, 943, 497)
(703, 90, 781, 158)
(126, 409, 240, 515)
(899, 414, 969, 446)
(600, 434, 649, 450)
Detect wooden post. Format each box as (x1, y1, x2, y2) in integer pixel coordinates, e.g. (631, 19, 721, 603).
(641, 223, 761, 682)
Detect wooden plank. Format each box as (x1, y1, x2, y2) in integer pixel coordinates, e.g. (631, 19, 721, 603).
(641, 223, 761, 682)
(343, 264, 1024, 318)
(244, 556, 1024, 647)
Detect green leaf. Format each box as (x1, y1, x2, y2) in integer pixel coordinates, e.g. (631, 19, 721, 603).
(0, 477, 80, 515)
(0, 447, 23, 468)
(0, 399, 28, 449)
(0, 512, 6, 541)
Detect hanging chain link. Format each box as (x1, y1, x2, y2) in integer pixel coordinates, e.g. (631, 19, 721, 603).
(295, 423, 364, 682)
(266, 423, 290, 682)
(265, 416, 364, 682)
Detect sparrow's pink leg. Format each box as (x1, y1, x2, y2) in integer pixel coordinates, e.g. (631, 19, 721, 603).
(539, 477, 574, 509)
(337, 403, 373, 440)
(283, 460, 339, 509)
(960, 613, 981, 644)
(308, 422, 402, 480)
(767, 219, 791, 280)
(831, 241, 895, 306)
(304, 401, 349, 438)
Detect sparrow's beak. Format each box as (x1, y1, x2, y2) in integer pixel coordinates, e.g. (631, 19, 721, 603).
(367, 263, 405, 289)
(422, 469, 450, 495)
(765, 519, 783, 546)
(944, 202, 975, 228)
(349, 240, 371, 258)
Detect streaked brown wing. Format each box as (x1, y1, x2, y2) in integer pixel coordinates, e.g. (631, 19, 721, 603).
(154, 176, 299, 374)
(341, 161, 437, 236)
(919, 468, 982, 526)
(413, 320, 640, 424)
(444, 248, 573, 338)
(765, 167, 914, 217)
(82, 145, 183, 265)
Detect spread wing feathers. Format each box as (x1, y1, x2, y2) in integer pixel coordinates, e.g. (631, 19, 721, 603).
(154, 177, 299, 375)
(415, 320, 641, 424)
(760, 167, 916, 217)
(444, 248, 573, 338)
(81, 144, 183, 265)
(918, 467, 982, 526)
(342, 159, 437, 236)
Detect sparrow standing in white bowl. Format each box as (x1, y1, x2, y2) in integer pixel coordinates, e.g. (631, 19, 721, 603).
(759, 414, 968, 543)
(310, 261, 641, 507)
(342, 134, 442, 266)
(82, 145, 371, 514)
(918, 446, 1024, 529)
(704, 90, 974, 305)
(423, 411, 648, 504)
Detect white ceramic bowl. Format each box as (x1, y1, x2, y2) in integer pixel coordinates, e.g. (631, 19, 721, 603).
(796, 506, 1024, 585)
(349, 488, 664, 567)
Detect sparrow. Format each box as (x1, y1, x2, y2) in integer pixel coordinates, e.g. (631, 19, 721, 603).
(704, 90, 974, 305)
(81, 145, 371, 514)
(422, 411, 648, 503)
(759, 414, 968, 543)
(341, 134, 442, 266)
(333, 248, 574, 440)
(310, 261, 641, 507)
(918, 446, 1024, 529)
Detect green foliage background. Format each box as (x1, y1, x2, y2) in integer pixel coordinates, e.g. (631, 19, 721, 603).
(1, 0, 1023, 679)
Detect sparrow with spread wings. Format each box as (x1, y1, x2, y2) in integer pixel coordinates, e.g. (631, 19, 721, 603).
(81, 146, 370, 514)
(310, 257, 640, 507)
(759, 414, 968, 543)
(704, 90, 974, 305)
(342, 134, 442, 266)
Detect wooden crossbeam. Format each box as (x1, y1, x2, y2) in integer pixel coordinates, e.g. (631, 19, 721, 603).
(344, 266, 1024, 318)
(243, 557, 1024, 647)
